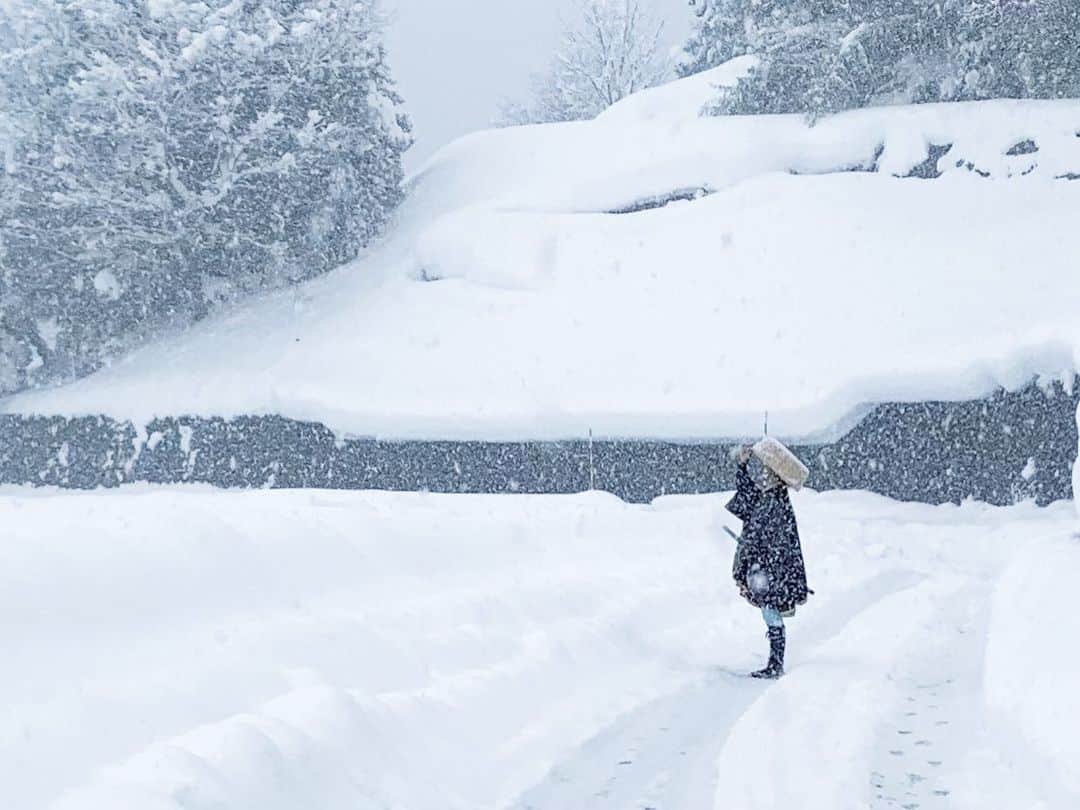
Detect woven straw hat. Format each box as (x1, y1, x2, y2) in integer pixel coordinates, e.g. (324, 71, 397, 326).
(752, 436, 810, 491)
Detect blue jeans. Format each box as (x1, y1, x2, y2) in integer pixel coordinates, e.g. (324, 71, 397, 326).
(761, 607, 784, 628)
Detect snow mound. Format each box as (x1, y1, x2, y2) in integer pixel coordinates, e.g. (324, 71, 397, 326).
(986, 529, 1080, 798)
(594, 54, 759, 124)
(4, 64, 1080, 441)
(0, 487, 726, 809)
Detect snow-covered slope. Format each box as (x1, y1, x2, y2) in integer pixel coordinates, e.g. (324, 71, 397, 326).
(3, 486, 1077, 810)
(4, 67, 1080, 441)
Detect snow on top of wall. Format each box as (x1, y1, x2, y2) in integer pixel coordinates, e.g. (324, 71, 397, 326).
(4, 64, 1080, 441)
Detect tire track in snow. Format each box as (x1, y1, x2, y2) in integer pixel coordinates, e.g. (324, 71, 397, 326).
(511, 671, 765, 810)
(508, 568, 927, 809)
(869, 573, 1080, 810)
(868, 582, 995, 810)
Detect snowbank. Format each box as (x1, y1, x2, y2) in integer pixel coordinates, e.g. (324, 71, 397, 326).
(1, 487, 722, 810)
(4, 67, 1080, 440)
(985, 528, 1080, 800)
(4, 487, 1077, 810)
(593, 54, 758, 125)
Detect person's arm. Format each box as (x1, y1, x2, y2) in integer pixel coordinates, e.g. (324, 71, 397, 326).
(725, 447, 761, 522)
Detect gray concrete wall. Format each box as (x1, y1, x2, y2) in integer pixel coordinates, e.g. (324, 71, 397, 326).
(1, 377, 1076, 505)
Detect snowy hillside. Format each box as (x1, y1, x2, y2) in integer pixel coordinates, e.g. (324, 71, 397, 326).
(4, 63, 1080, 443)
(4, 486, 1078, 810)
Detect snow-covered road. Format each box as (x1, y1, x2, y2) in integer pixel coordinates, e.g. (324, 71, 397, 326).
(513, 550, 1060, 810)
(2, 487, 1076, 810)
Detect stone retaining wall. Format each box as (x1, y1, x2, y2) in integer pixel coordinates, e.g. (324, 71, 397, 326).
(1, 377, 1076, 505)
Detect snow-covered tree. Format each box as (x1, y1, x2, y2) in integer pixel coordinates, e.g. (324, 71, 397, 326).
(677, 0, 752, 78)
(679, 0, 1080, 118)
(0, 0, 411, 395)
(690, 0, 970, 117)
(968, 0, 1080, 101)
(499, 0, 671, 125)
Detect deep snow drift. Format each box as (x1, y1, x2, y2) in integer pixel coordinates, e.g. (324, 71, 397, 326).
(3, 486, 1078, 810)
(4, 64, 1080, 441)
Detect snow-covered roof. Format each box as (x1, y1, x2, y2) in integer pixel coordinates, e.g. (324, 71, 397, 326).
(4, 66, 1080, 441)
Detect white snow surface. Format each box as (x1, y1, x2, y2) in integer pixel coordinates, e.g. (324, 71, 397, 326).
(5, 69, 1080, 439)
(3, 486, 1078, 810)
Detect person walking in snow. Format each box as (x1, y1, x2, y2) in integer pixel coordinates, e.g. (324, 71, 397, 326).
(726, 437, 811, 679)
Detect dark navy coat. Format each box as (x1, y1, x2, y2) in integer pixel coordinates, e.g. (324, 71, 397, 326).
(725, 462, 810, 612)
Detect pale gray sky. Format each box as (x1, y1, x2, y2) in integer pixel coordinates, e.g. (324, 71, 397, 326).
(383, 0, 693, 171)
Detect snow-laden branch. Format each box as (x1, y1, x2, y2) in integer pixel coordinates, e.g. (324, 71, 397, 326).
(498, 0, 670, 126)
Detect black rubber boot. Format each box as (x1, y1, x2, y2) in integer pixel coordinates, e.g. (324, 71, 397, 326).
(751, 626, 785, 679)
